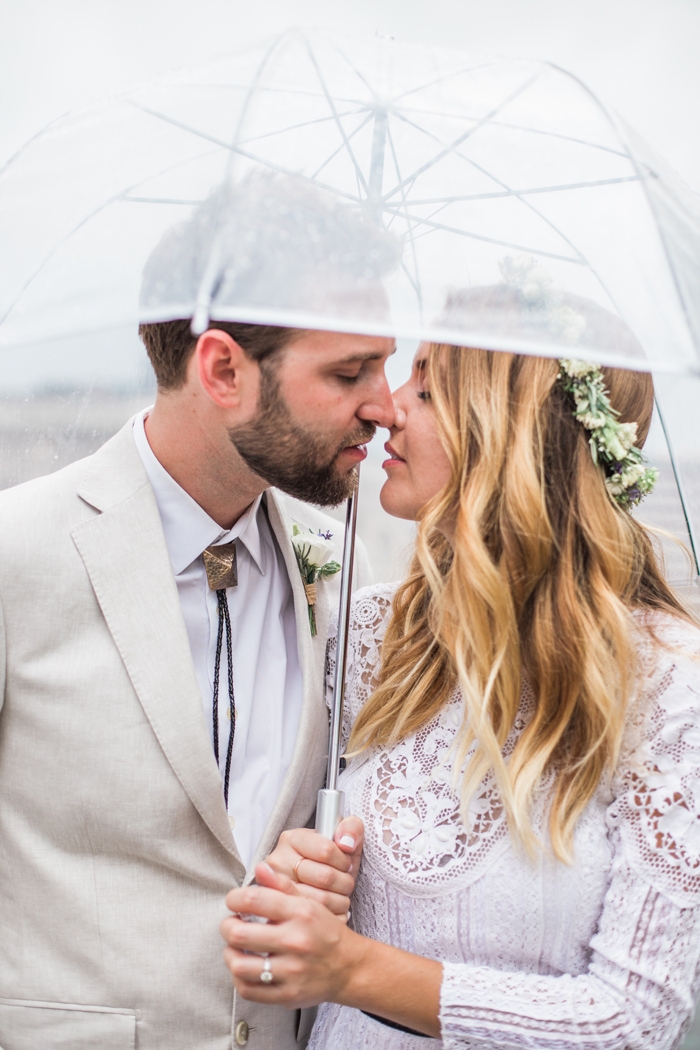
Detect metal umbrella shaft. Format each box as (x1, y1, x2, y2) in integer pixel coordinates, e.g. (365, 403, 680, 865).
(315, 471, 360, 840)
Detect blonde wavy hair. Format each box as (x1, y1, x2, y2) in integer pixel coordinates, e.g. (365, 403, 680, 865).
(349, 345, 693, 861)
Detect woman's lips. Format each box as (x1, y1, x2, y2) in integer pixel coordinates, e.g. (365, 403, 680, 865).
(382, 442, 406, 469)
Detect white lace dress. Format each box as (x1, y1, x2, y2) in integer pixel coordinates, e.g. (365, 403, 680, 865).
(308, 583, 700, 1050)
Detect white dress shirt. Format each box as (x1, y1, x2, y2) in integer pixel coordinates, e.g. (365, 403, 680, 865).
(133, 411, 303, 867)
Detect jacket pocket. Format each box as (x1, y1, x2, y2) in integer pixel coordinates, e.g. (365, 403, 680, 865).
(0, 998, 136, 1050)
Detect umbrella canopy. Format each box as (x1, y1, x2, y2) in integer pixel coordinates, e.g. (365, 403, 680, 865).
(1, 30, 700, 376)
(0, 30, 698, 588)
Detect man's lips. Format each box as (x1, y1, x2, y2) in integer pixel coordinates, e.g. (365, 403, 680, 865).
(383, 442, 406, 469)
(339, 443, 368, 463)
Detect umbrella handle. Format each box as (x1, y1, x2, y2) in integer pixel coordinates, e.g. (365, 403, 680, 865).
(315, 472, 360, 839)
(315, 787, 346, 840)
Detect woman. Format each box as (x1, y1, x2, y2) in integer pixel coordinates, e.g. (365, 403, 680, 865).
(221, 341, 700, 1049)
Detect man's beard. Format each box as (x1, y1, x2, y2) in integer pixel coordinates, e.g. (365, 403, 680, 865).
(228, 363, 375, 507)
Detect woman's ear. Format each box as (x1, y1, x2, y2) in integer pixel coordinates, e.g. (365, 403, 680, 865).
(193, 329, 260, 412)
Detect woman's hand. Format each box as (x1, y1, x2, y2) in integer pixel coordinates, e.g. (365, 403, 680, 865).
(221, 863, 360, 1008)
(220, 863, 442, 1037)
(264, 815, 364, 919)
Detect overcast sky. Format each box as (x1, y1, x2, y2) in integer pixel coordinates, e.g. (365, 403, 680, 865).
(2, 0, 700, 190)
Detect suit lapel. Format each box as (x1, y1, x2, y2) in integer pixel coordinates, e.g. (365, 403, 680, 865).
(72, 424, 245, 878)
(248, 490, 331, 871)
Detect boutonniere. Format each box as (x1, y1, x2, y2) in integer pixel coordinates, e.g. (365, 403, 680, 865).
(291, 524, 341, 636)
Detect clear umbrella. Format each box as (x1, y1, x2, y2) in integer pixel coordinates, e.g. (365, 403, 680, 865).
(1, 30, 699, 834)
(2, 31, 700, 375)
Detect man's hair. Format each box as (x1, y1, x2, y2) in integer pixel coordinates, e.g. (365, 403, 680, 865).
(137, 171, 401, 389)
(138, 319, 298, 390)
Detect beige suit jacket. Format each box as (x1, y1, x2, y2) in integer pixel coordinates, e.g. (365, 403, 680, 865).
(0, 421, 371, 1050)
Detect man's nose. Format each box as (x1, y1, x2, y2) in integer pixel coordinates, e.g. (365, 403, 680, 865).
(358, 374, 396, 429)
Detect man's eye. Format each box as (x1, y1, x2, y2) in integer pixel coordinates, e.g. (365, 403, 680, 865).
(336, 373, 361, 384)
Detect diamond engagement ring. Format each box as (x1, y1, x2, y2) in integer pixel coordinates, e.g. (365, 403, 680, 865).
(260, 957, 274, 984)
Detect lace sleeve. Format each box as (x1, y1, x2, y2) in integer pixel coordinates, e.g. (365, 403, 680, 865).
(325, 583, 396, 755)
(440, 622, 700, 1050)
(441, 852, 700, 1049)
(609, 619, 700, 908)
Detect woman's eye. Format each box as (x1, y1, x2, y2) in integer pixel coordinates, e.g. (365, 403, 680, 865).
(417, 389, 431, 401)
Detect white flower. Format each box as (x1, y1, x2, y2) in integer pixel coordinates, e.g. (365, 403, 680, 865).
(620, 463, 645, 487)
(605, 477, 626, 496)
(616, 422, 638, 452)
(603, 434, 628, 462)
(291, 528, 336, 567)
(561, 358, 598, 378)
(579, 411, 606, 430)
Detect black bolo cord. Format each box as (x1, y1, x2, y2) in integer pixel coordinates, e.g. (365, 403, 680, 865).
(213, 588, 236, 808)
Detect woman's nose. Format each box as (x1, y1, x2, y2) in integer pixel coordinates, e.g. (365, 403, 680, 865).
(389, 383, 409, 429)
(391, 399, 407, 430)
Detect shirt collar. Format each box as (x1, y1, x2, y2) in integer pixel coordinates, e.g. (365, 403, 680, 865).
(132, 410, 267, 577)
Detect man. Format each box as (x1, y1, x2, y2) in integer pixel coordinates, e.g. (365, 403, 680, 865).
(0, 177, 397, 1049)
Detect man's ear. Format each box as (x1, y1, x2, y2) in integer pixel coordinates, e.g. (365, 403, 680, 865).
(193, 329, 259, 411)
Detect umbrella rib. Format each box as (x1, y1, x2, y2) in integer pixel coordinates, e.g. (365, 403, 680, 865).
(382, 70, 542, 200)
(227, 31, 293, 174)
(330, 44, 504, 107)
(237, 106, 370, 147)
(310, 110, 376, 180)
(399, 257, 422, 299)
(381, 207, 584, 263)
(450, 146, 632, 311)
(304, 40, 369, 195)
(331, 42, 379, 100)
(654, 398, 700, 574)
(388, 112, 592, 268)
(126, 101, 365, 204)
(390, 58, 509, 105)
(385, 123, 424, 313)
(124, 196, 205, 205)
(387, 175, 641, 206)
(0, 140, 237, 328)
(394, 107, 628, 158)
(0, 188, 146, 328)
(451, 151, 590, 265)
(380, 104, 608, 277)
(127, 100, 288, 158)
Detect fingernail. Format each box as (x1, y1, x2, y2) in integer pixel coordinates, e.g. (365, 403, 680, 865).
(261, 861, 275, 874)
(339, 835, 355, 849)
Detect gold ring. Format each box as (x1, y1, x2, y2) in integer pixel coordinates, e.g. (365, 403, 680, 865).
(292, 857, 304, 883)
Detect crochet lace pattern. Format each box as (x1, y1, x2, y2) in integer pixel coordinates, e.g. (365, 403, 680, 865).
(309, 583, 700, 1050)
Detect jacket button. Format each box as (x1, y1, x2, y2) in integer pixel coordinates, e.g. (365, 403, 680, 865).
(235, 1020, 249, 1045)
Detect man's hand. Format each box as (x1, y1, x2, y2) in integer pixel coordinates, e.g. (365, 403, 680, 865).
(264, 816, 364, 919)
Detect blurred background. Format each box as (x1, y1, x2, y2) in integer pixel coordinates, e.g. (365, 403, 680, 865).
(0, 0, 698, 587)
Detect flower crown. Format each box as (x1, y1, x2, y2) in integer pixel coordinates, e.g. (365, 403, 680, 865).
(558, 359, 658, 508)
(499, 254, 658, 509)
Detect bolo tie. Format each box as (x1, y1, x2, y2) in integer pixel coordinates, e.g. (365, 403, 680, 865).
(202, 541, 238, 809)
